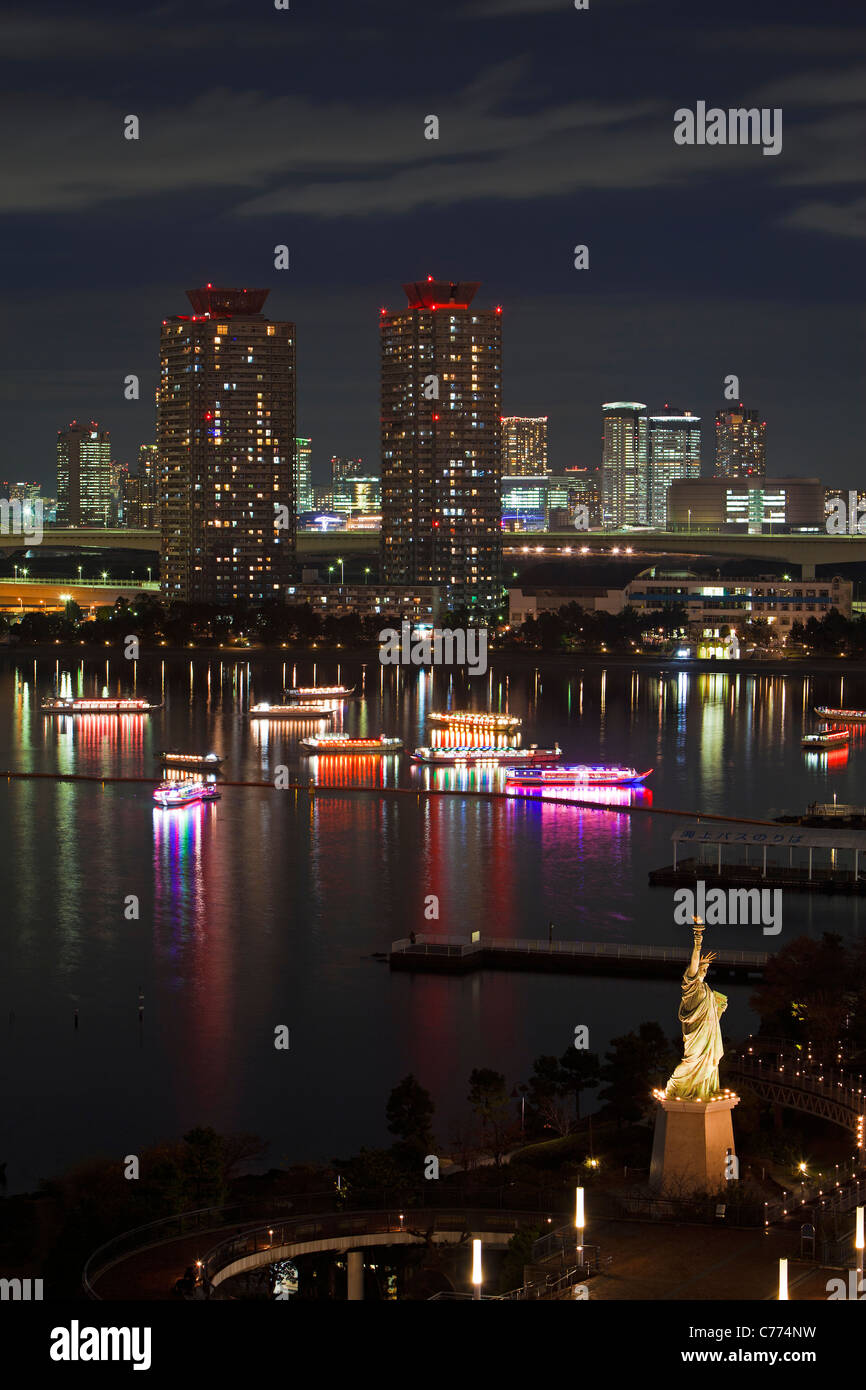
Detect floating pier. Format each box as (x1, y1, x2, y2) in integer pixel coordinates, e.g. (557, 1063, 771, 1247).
(389, 934, 768, 980)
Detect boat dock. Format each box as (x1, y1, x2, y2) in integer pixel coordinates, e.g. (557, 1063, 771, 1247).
(388, 934, 768, 980)
(650, 820, 866, 896)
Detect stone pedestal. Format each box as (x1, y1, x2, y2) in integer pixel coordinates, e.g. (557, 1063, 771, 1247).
(649, 1095, 739, 1194)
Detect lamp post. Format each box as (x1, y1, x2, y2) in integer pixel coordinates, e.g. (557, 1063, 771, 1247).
(337, 557, 344, 587)
(575, 1186, 585, 1268)
(364, 567, 371, 585)
(471, 1239, 482, 1300)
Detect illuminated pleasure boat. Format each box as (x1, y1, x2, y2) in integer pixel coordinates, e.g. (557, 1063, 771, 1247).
(802, 726, 850, 749)
(41, 696, 162, 714)
(506, 764, 653, 788)
(428, 711, 522, 730)
(248, 703, 335, 720)
(153, 779, 221, 808)
(158, 751, 224, 768)
(300, 734, 402, 755)
(286, 685, 354, 701)
(410, 744, 561, 765)
(814, 707, 866, 724)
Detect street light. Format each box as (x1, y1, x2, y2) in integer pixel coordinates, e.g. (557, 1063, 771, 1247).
(147, 568, 152, 583)
(364, 567, 371, 585)
(337, 557, 344, 586)
(471, 1239, 482, 1299)
(575, 1186, 585, 1267)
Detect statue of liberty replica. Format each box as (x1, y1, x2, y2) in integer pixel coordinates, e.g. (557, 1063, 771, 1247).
(649, 919, 739, 1192)
(665, 921, 727, 1101)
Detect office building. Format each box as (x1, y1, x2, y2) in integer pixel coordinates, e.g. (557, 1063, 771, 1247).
(331, 475, 381, 517)
(648, 407, 701, 526)
(501, 416, 548, 476)
(158, 285, 296, 603)
(715, 406, 766, 478)
(667, 476, 824, 533)
(381, 277, 502, 611)
(56, 420, 112, 526)
(601, 402, 648, 527)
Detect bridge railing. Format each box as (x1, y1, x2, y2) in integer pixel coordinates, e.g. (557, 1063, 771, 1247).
(726, 1054, 865, 1115)
(202, 1208, 561, 1288)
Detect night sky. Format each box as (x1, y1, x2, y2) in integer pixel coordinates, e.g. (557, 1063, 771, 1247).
(1, 0, 863, 492)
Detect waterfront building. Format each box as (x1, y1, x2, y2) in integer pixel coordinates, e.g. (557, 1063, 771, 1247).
(625, 567, 851, 634)
(500, 416, 548, 476)
(56, 420, 112, 526)
(601, 402, 648, 527)
(501, 475, 547, 531)
(714, 406, 766, 478)
(158, 285, 296, 603)
(285, 580, 443, 621)
(380, 277, 502, 612)
(648, 407, 701, 526)
(508, 585, 627, 622)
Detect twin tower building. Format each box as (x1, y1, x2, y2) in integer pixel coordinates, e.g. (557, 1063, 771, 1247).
(158, 279, 503, 613)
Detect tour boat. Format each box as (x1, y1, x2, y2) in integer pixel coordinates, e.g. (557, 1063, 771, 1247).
(41, 696, 162, 714)
(153, 779, 221, 808)
(802, 727, 850, 749)
(428, 711, 522, 730)
(300, 734, 402, 755)
(286, 685, 354, 701)
(248, 703, 334, 720)
(505, 764, 653, 788)
(158, 751, 224, 768)
(410, 744, 561, 765)
(814, 707, 866, 724)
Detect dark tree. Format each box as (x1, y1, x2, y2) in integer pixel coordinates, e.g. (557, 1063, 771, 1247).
(386, 1074, 435, 1157)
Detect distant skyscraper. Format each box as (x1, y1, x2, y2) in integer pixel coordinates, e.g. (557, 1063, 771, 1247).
(56, 420, 112, 526)
(294, 438, 313, 514)
(138, 444, 159, 528)
(331, 456, 366, 485)
(501, 416, 548, 476)
(714, 406, 765, 478)
(648, 406, 701, 526)
(380, 277, 502, 612)
(601, 402, 648, 527)
(158, 286, 296, 603)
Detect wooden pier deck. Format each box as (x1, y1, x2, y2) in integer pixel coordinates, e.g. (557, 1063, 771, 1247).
(388, 934, 769, 980)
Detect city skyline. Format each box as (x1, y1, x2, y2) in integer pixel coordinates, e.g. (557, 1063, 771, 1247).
(1, 1, 863, 494)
